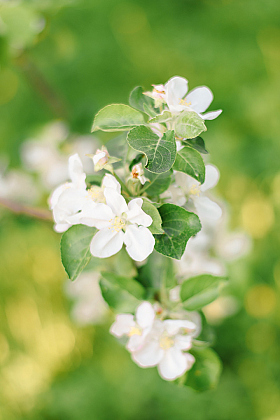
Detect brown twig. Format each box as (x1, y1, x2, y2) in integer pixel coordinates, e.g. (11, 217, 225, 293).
(0, 197, 53, 221)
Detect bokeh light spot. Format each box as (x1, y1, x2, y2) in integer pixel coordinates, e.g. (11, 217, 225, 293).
(245, 284, 276, 318)
(241, 194, 274, 238)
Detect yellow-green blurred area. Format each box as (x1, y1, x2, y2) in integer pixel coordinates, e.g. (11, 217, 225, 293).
(1, 0, 280, 418)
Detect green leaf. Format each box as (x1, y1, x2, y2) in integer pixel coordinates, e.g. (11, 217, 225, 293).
(138, 251, 176, 290)
(60, 225, 97, 281)
(129, 86, 156, 117)
(183, 136, 208, 154)
(100, 271, 145, 312)
(185, 348, 222, 391)
(92, 104, 145, 132)
(175, 111, 207, 139)
(129, 153, 145, 171)
(143, 170, 173, 196)
(149, 111, 173, 124)
(127, 126, 176, 174)
(154, 204, 201, 259)
(180, 274, 226, 311)
(141, 198, 164, 234)
(173, 146, 205, 184)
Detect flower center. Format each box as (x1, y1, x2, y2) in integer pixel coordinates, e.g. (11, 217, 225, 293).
(132, 167, 139, 179)
(87, 186, 105, 203)
(110, 216, 126, 232)
(128, 326, 142, 337)
(189, 183, 201, 197)
(179, 98, 192, 106)
(159, 335, 174, 350)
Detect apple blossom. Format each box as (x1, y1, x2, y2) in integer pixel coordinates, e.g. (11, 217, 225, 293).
(129, 163, 149, 185)
(110, 301, 155, 351)
(132, 318, 196, 381)
(79, 189, 155, 261)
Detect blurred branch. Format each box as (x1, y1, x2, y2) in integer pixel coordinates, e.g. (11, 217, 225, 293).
(0, 197, 53, 221)
(15, 53, 69, 119)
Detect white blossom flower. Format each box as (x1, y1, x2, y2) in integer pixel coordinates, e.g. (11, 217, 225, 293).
(164, 76, 222, 120)
(165, 164, 222, 222)
(80, 189, 155, 261)
(143, 84, 166, 108)
(129, 163, 149, 185)
(110, 301, 155, 351)
(49, 154, 120, 232)
(132, 318, 196, 381)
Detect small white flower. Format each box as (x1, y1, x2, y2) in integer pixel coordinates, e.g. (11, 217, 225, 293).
(80, 189, 155, 261)
(143, 84, 166, 108)
(166, 164, 222, 222)
(129, 163, 149, 185)
(132, 318, 196, 381)
(164, 76, 222, 120)
(110, 301, 155, 351)
(92, 146, 110, 171)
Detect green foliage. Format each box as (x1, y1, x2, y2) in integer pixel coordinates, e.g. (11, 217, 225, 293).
(141, 198, 164, 234)
(100, 271, 145, 312)
(173, 145, 205, 184)
(127, 126, 176, 174)
(183, 137, 208, 154)
(139, 251, 176, 291)
(60, 225, 96, 281)
(149, 111, 173, 124)
(129, 86, 157, 117)
(154, 204, 201, 259)
(180, 274, 227, 311)
(185, 348, 222, 391)
(143, 170, 173, 196)
(175, 111, 207, 139)
(91, 104, 145, 132)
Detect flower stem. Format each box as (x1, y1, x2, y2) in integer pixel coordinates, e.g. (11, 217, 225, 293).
(0, 198, 52, 221)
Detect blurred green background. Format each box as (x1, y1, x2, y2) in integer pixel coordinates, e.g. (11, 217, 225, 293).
(1, 0, 280, 418)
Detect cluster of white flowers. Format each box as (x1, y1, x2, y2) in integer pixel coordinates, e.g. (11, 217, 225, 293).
(110, 301, 198, 381)
(144, 76, 222, 120)
(50, 153, 155, 261)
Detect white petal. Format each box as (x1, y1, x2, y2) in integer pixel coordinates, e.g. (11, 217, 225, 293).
(158, 347, 189, 381)
(110, 314, 135, 337)
(174, 334, 192, 351)
(123, 225, 155, 262)
(201, 109, 222, 120)
(127, 334, 147, 352)
(104, 188, 128, 216)
(200, 164, 220, 192)
(49, 183, 72, 209)
(102, 174, 121, 194)
(185, 352, 196, 370)
(126, 198, 152, 227)
(68, 154, 86, 188)
(165, 76, 188, 113)
(54, 223, 70, 233)
(132, 339, 164, 367)
(90, 229, 124, 258)
(194, 196, 222, 221)
(79, 202, 114, 229)
(185, 86, 213, 113)
(136, 301, 155, 329)
(163, 320, 196, 336)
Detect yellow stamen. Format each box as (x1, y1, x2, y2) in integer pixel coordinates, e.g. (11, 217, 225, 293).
(110, 216, 126, 232)
(180, 98, 192, 106)
(159, 335, 174, 350)
(189, 184, 201, 197)
(128, 326, 142, 337)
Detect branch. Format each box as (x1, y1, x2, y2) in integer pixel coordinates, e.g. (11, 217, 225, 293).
(0, 197, 53, 221)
